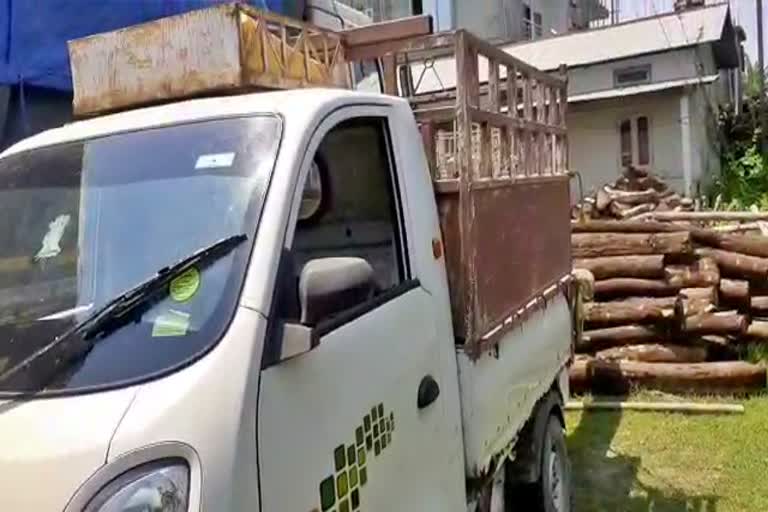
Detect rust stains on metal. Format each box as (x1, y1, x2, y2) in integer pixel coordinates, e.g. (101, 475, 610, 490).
(375, 29, 570, 355)
(69, 3, 347, 117)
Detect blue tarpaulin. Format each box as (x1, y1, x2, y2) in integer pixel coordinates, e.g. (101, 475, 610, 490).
(0, 0, 295, 91)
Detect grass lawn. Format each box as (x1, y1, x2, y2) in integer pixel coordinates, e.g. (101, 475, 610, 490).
(566, 393, 768, 511)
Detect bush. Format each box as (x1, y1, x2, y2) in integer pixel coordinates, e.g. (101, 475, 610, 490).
(710, 137, 768, 210)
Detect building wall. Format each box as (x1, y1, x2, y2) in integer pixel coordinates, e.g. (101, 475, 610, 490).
(567, 47, 712, 97)
(454, 0, 570, 42)
(568, 90, 686, 195)
(687, 83, 721, 195)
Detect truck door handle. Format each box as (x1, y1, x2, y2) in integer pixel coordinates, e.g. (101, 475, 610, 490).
(417, 375, 440, 409)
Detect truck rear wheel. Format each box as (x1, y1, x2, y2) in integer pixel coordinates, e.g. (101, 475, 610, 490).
(507, 412, 572, 512)
(535, 414, 571, 512)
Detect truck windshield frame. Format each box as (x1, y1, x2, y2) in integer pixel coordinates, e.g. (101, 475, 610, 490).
(0, 115, 281, 397)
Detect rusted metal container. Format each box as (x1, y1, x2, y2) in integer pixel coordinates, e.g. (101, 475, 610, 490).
(68, 3, 348, 116)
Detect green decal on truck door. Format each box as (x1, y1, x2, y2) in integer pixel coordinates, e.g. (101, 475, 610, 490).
(316, 403, 394, 512)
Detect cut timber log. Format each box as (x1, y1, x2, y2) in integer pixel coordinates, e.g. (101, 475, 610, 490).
(746, 320, 768, 340)
(603, 187, 659, 205)
(691, 228, 768, 258)
(581, 325, 661, 351)
(719, 279, 750, 308)
(680, 287, 718, 304)
(664, 258, 720, 288)
(636, 211, 768, 222)
(594, 278, 679, 299)
(572, 269, 595, 302)
(572, 232, 692, 258)
(684, 311, 747, 335)
(583, 298, 679, 326)
(595, 188, 612, 211)
(569, 359, 766, 394)
(712, 222, 762, 233)
(571, 220, 685, 233)
(751, 296, 768, 315)
(611, 202, 655, 220)
(565, 401, 744, 414)
(596, 344, 707, 363)
(694, 247, 768, 280)
(679, 297, 716, 317)
(573, 255, 665, 279)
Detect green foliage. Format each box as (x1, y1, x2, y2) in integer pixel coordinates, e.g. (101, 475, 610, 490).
(712, 70, 768, 210)
(710, 138, 768, 210)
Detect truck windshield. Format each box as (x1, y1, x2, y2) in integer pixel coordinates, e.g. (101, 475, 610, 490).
(0, 116, 280, 395)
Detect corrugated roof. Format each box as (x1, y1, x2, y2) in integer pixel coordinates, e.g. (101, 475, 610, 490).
(505, 3, 730, 71)
(569, 74, 720, 103)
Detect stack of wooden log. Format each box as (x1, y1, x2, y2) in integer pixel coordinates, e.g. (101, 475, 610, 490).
(572, 166, 696, 221)
(571, 187, 768, 395)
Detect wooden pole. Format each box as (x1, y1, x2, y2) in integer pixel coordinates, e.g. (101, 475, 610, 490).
(665, 257, 720, 288)
(573, 255, 665, 279)
(571, 220, 686, 233)
(691, 228, 768, 258)
(583, 297, 679, 326)
(747, 320, 768, 339)
(684, 312, 748, 335)
(719, 278, 751, 308)
(572, 232, 692, 258)
(565, 401, 744, 414)
(594, 278, 679, 299)
(569, 359, 766, 394)
(596, 343, 707, 363)
(636, 211, 768, 222)
(695, 247, 768, 280)
(580, 324, 662, 351)
(751, 296, 768, 315)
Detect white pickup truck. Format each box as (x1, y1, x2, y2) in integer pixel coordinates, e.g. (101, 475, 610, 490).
(0, 6, 574, 512)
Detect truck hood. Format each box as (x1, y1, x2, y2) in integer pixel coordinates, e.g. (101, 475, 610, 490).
(0, 387, 138, 510)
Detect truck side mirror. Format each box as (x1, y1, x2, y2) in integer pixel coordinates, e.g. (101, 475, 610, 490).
(299, 257, 376, 326)
(276, 257, 376, 363)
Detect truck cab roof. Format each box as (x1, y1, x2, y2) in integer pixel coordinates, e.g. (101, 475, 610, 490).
(0, 88, 399, 158)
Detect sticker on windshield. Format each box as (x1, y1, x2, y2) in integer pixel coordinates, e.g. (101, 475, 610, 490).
(34, 214, 71, 261)
(169, 267, 201, 303)
(152, 310, 191, 337)
(195, 152, 236, 169)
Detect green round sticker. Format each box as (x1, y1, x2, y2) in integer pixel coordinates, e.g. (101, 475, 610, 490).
(170, 267, 201, 303)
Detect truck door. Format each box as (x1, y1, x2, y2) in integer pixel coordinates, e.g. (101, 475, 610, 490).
(258, 109, 464, 511)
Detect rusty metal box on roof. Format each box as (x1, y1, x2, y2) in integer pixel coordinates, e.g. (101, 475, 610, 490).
(68, 3, 348, 117)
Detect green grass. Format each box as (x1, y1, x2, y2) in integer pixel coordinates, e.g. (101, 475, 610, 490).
(567, 393, 768, 512)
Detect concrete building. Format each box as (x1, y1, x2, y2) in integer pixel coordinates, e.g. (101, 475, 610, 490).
(332, 0, 610, 40)
(507, 2, 742, 196)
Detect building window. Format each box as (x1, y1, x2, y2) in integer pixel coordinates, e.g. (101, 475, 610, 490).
(522, 5, 542, 39)
(534, 12, 543, 37)
(614, 65, 652, 87)
(522, 4, 532, 39)
(619, 116, 651, 168)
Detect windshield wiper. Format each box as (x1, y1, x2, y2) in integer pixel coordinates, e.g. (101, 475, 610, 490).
(0, 233, 247, 388)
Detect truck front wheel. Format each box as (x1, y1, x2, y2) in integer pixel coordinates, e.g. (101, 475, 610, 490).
(536, 414, 571, 512)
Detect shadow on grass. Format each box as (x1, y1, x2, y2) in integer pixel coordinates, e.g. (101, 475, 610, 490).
(569, 361, 720, 511)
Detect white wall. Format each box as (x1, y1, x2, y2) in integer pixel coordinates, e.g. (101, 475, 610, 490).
(568, 47, 710, 97)
(688, 84, 722, 195)
(568, 90, 686, 196)
(454, 0, 569, 42)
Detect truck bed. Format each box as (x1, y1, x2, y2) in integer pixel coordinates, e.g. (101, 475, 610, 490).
(457, 290, 571, 477)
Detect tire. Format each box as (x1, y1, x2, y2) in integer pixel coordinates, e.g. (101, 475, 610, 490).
(536, 414, 572, 512)
(507, 412, 572, 512)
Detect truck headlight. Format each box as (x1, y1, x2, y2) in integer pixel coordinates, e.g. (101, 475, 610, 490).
(84, 461, 189, 512)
